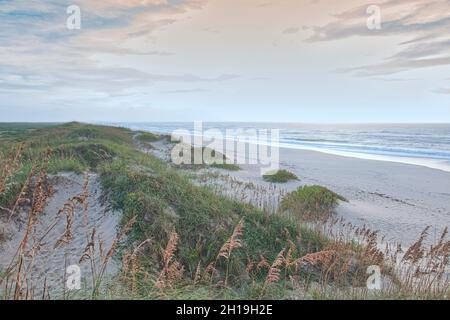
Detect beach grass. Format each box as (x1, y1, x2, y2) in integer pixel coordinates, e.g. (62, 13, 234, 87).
(136, 132, 162, 143)
(210, 163, 241, 171)
(263, 169, 298, 183)
(280, 185, 346, 221)
(172, 145, 241, 172)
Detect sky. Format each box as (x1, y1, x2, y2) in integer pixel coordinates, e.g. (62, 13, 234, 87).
(0, 0, 449, 123)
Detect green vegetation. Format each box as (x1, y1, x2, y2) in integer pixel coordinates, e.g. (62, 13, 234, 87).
(280, 185, 346, 221)
(0, 122, 133, 208)
(0, 123, 58, 142)
(136, 132, 161, 144)
(210, 163, 241, 171)
(173, 145, 235, 170)
(263, 169, 298, 183)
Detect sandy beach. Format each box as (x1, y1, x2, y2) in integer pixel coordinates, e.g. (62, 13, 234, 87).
(223, 147, 450, 246)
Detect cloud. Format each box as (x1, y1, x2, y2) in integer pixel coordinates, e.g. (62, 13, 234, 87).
(0, 60, 238, 96)
(306, 0, 450, 78)
(0, 0, 238, 106)
(336, 57, 450, 76)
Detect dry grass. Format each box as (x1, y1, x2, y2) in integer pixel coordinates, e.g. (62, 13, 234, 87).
(1, 158, 53, 300)
(122, 238, 153, 294)
(195, 173, 287, 213)
(218, 219, 245, 260)
(260, 249, 285, 297)
(155, 231, 184, 293)
(55, 175, 89, 248)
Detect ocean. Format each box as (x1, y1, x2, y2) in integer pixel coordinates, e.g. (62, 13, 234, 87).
(102, 122, 450, 172)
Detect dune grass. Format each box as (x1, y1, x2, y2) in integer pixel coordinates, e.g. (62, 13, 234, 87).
(263, 169, 298, 183)
(280, 185, 346, 221)
(171, 145, 241, 171)
(136, 132, 161, 144)
(210, 163, 241, 171)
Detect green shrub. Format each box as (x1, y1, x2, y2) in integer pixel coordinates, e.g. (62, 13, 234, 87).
(263, 169, 298, 183)
(172, 146, 228, 168)
(68, 128, 97, 140)
(137, 132, 161, 143)
(123, 191, 176, 244)
(53, 143, 115, 168)
(210, 163, 241, 171)
(280, 185, 345, 221)
(0, 163, 33, 208)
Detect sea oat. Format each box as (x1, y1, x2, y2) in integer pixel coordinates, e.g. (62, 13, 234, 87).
(265, 249, 285, 285)
(193, 262, 202, 285)
(156, 231, 184, 291)
(217, 219, 244, 260)
(402, 227, 430, 264)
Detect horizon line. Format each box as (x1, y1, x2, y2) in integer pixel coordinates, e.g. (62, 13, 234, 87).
(1, 121, 450, 125)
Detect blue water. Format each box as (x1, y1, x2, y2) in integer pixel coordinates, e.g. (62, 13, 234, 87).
(103, 122, 450, 170)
